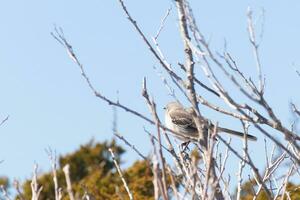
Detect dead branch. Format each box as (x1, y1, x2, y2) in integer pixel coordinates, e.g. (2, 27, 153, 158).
(109, 148, 134, 200)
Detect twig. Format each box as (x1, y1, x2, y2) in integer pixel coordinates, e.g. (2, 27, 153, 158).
(81, 186, 92, 200)
(215, 139, 232, 199)
(52, 27, 198, 142)
(117, 0, 221, 100)
(154, 6, 172, 40)
(13, 179, 26, 200)
(111, 105, 148, 161)
(114, 132, 147, 160)
(240, 122, 272, 200)
(0, 185, 11, 200)
(178, 62, 220, 97)
(203, 124, 218, 199)
(0, 115, 9, 127)
(279, 164, 295, 200)
(247, 7, 265, 94)
(31, 164, 43, 200)
(142, 77, 168, 200)
(143, 127, 172, 154)
(236, 137, 246, 200)
(167, 166, 180, 200)
(175, 1, 223, 199)
(292, 63, 300, 78)
(153, 65, 178, 100)
(109, 148, 134, 200)
(184, 1, 300, 155)
(150, 150, 160, 200)
(46, 148, 61, 200)
(291, 103, 300, 118)
(63, 164, 75, 200)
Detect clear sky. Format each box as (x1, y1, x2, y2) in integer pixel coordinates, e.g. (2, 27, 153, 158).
(1, 0, 300, 189)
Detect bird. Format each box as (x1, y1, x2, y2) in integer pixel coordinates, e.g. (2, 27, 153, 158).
(164, 102, 257, 142)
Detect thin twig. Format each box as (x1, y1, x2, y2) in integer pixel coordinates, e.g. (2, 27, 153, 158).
(247, 7, 264, 94)
(154, 6, 172, 40)
(114, 132, 147, 160)
(0, 185, 11, 200)
(0, 115, 9, 127)
(167, 166, 180, 200)
(31, 164, 43, 200)
(13, 179, 26, 200)
(175, 1, 223, 199)
(279, 164, 295, 200)
(109, 148, 134, 200)
(46, 148, 61, 200)
(291, 103, 300, 118)
(142, 77, 168, 200)
(51, 27, 197, 142)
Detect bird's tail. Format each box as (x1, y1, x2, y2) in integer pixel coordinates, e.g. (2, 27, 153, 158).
(218, 127, 257, 141)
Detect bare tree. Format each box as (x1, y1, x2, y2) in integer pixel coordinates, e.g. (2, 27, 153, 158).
(7, 0, 297, 200)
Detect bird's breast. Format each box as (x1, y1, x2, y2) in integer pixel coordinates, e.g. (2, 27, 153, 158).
(165, 113, 174, 130)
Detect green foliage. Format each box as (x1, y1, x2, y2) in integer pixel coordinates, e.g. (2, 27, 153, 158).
(283, 183, 300, 200)
(22, 171, 65, 200)
(73, 160, 154, 200)
(59, 139, 125, 182)
(0, 176, 9, 189)
(124, 160, 154, 199)
(19, 139, 154, 200)
(238, 181, 268, 200)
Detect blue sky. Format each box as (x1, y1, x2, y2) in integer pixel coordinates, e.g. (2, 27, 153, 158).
(1, 0, 300, 189)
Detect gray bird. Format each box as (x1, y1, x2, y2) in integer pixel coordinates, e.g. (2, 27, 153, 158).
(164, 102, 257, 142)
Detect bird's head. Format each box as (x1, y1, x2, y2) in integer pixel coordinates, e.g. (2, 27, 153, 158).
(164, 101, 183, 112)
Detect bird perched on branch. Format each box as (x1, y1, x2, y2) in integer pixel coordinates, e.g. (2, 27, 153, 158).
(164, 102, 257, 142)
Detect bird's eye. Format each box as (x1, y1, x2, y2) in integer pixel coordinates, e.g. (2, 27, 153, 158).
(163, 107, 166, 110)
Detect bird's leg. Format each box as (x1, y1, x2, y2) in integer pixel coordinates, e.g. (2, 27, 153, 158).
(180, 141, 192, 162)
(180, 141, 190, 153)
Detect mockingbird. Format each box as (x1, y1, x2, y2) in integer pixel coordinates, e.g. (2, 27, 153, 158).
(164, 102, 257, 142)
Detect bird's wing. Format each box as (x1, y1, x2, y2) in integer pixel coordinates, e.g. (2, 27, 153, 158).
(169, 109, 197, 131)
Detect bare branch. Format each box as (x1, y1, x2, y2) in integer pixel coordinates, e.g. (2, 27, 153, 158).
(142, 77, 168, 200)
(46, 148, 61, 200)
(114, 132, 147, 160)
(109, 148, 134, 200)
(0, 115, 9, 127)
(291, 103, 300, 118)
(13, 179, 26, 200)
(247, 7, 265, 93)
(178, 62, 220, 97)
(278, 164, 295, 200)
(236, 127, 248, 200)
(176, 1, 225, 199)
(154, 6, 172, 40)
(63, 164, 75, 200)
(31, 164, 43, 200)
(167, 166, 180, 200)
(0, 185, 11, 200)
